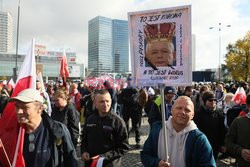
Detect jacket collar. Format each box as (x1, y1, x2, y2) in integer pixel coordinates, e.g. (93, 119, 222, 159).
(42, 112, 64, 139)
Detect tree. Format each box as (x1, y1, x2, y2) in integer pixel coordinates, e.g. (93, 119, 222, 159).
(225, 31, 250, 82)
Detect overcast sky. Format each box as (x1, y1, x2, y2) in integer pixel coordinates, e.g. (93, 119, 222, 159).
(2, 0, 250, 70)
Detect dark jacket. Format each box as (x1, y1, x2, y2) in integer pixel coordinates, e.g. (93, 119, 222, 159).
(119, 87, 140, 114)
(144, 95, 156, 116)
(225, 117, 250, 167)
(51, 103, 79, 148)
(81, 110, 129, 167)
(140, 122, 216, 167)
(226, 105, 246, 127)
(104, 81, 118, 111)
(42, 112, 78, 167)
(192, 93, 203, 113)
(80, 94, 95, 120)
(194, 106, 226, 159)
(0, 95, 9, 116)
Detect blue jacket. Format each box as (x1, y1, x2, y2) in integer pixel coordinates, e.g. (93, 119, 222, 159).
(140, 122, 216, 167)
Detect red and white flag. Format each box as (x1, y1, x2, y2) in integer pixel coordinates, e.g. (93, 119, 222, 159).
(0, 39, 36, 167)
(36, 72, 46, 93)
(232, 87, 246, 105)
(60, 49, 69, 86)
(91, 156, 104, 167)
(7, 78, 16, 90)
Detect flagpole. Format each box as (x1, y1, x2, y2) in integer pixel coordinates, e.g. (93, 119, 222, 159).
(0, 138, 11, 167)
(62, 49, 66, 87)
(160, 83, 168, 162)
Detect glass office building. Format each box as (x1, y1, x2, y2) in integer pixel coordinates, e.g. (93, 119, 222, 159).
(112, 19, 129, 73)
(88, 16, 112, 76)
(88, 16, 128, 76)
(0, 52, 85, 79)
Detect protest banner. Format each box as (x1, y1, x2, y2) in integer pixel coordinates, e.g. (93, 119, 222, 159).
(128, 5, 192, 162)
(128, 5, 192, 86)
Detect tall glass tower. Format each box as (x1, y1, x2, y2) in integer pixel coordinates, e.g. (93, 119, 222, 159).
(112, 19, 128, 73)
(88, 16, 128, 76)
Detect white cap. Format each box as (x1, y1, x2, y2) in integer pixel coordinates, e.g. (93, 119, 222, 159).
(10, 88, 43, 103)
(148, 87, 155, 96)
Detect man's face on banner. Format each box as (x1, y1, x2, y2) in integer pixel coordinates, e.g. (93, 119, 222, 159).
(146, 40, 174, 67)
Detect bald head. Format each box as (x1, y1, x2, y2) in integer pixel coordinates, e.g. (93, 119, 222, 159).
(173, 96, 194, 111)
(93, 89, 111, 117)
(171, 96, 195, 132)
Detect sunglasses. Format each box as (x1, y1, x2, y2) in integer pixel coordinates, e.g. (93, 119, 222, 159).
(208, 98, 217, 102)
(28, 134, 35, 152)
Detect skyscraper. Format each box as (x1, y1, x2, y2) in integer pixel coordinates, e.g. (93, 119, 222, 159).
(88, 16, 128, 76)
(0, 10, 13, 53)
(112, 19, 129, 73)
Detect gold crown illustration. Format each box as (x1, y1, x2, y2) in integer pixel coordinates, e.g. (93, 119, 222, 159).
(144, 22, 176, 42)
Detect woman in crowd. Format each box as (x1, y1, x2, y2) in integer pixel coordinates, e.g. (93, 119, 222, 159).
(51, 89, 80, 148)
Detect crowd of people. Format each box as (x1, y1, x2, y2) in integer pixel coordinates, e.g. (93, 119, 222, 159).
(0, 78, 249, 167)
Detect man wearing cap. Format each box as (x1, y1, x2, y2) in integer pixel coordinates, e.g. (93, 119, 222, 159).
(148, 86, 176, 127)
(194, 90, 226, 160)
(10, 88, 78, 167)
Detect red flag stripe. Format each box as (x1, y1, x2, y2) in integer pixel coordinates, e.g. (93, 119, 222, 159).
(0, 39, 36, 167)
(0, 138, 11, 167)
(60, 51, 69, 78)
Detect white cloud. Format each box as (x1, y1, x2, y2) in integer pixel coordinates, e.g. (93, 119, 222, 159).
(3, 0, 250, 70)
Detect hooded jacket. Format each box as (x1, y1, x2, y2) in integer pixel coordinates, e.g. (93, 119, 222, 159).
(141, 120, 216, 167)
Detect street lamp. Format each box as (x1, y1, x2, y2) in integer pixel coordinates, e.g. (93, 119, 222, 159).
(209, 23, 231, 82)
(14, 0, 21, 82)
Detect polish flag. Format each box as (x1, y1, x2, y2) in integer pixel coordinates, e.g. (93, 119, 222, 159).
(232, 87, 246, 105)
(60, 49, 69, 86)
(37, 72, 52, 116)
(36, 72, 46, 93)
(7, 78, 16, 91)
(0, 39, 36, 167)
(91, 156, 104, 167)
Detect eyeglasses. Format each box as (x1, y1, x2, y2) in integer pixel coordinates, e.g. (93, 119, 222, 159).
(208, 99, 217, 102)
(28, 134, 35, 152)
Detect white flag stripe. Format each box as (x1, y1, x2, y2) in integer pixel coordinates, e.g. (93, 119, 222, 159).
(37, 72, 46, 93)
(16, 38, 36, 89)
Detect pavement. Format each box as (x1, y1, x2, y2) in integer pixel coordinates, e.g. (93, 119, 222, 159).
(121, 118, 149, 167)
(78, 117, 237, 167)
